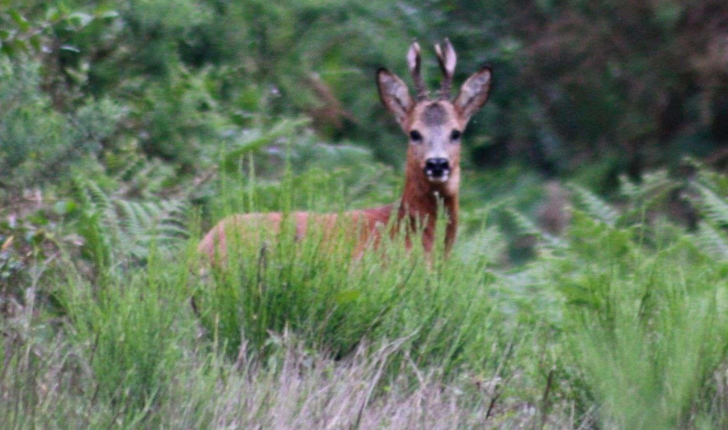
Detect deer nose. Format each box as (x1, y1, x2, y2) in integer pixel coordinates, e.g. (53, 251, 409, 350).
(424, 158, 450, 179)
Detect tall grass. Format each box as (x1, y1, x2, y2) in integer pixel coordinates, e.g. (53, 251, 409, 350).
(195, 169, 511, 379)
(551, 211, 728, 428)
(7, 165, 728, 428)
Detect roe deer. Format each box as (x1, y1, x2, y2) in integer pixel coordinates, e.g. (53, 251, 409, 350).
(199, 40, 492, 261)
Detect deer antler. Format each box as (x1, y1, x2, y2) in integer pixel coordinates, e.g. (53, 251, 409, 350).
(407, 42, 428, 102)
(435, 38, 457, 100)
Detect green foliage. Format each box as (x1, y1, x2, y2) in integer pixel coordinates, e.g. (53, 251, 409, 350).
(568, 184, 620, 227)
(495, 168, 728, 428)
(196, 218, 502, 375)
(59, 248, 194, 414)
(5, 0, 728, 186)
(220, 118, 309, 174)
(70, 175, 189, 269)
(207, 123, 400, 222)
(132, 65, 229, 168)
(7, 0, 728, 427)
(0, 59, 122, 198)
(11, 161, 728, 427)
(0, 5, 117, 59)
(549, 214, 728, 428)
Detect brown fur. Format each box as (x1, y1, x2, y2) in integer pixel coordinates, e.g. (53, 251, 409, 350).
(422, 103, 449, 126)
(198, 42, 491, 263)
(198, 206, 395, 262)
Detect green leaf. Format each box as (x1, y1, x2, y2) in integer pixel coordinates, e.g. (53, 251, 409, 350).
(29, 34, 42, 51)
(45, 7, 63, 22)
(68, 12, 94, 28)
(9, 10, 30, 32)
(1, 41, 13, 56)
(96, 10, 120, 19)
(11, 38, 28, 53)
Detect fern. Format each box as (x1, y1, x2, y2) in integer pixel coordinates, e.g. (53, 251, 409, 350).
(504, 207, 563, 251)
(692, 183, 728, 228)
(568, 183, 619, 227)
(682, 179, 728, 262)
(690, 222, 728, 262)
(619, 170, 675, 208)
(696, 163, 728, 195)
(72, 176, 189, 266)
(506, 207, 541, 237)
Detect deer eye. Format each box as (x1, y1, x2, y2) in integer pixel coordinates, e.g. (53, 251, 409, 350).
(409, 130, 423, 143)
(450, 130, 462, 141)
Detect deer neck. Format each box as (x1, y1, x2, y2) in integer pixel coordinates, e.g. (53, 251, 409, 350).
(398, 159, 459, 251)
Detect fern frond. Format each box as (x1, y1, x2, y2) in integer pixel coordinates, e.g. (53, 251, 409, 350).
(696, 165, 728, 195)
(568, 183, 619, 227)
(506, 207, 541, 237)
(619, 170, 674, 206)
(693, 184, 728, 227)
(504, 208, 563, 250)
(72, 176, 190, 262)
(691, 222, 728, 261)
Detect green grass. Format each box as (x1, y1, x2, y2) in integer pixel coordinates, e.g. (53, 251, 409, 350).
(5, 168, 728, 429)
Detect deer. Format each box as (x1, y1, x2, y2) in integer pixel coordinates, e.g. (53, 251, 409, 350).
(198, 40, 492, 262)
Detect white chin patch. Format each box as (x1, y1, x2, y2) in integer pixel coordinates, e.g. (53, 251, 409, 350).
(427, 174, 449, 184)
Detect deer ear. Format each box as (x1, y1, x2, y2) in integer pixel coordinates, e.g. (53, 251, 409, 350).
(377, 68, 414, 129)
(453, 66, 492, 124)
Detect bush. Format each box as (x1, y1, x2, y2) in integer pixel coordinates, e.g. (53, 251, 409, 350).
(0, 59, 122, 200)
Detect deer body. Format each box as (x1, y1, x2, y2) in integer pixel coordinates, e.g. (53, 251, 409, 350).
(199, 40, 492, 261)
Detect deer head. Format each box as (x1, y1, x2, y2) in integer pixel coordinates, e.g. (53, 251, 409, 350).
(377, 39, 492, 198)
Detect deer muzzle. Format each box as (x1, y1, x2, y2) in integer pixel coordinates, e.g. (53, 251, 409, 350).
(424, 158, 450, 183)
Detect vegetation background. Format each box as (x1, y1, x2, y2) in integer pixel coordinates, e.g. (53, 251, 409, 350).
(3, 0, 728, 428)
